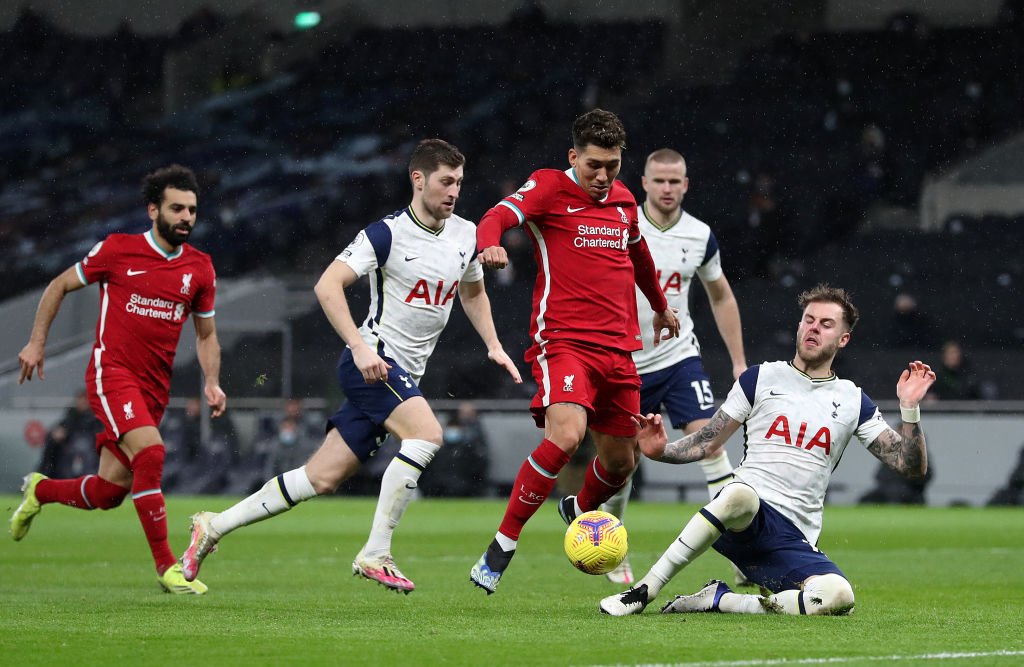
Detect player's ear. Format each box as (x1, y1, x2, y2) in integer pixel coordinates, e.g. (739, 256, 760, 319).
(568, 147, 578, 167)
(147, 202, 158, 222)
(410, 169, 425, 191)
(838, 331, 851, 348)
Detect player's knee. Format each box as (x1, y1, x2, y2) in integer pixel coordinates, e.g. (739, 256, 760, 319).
(420, 422, 443, 447)
(548, 424, 587, 450)
(804, 574, 855, 615)
(707, 483, 759, 531)
(306, 470, 342, 495)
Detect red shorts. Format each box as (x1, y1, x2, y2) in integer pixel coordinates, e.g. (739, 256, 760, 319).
(85, 361, 167, 468)
(527, 340, 641, 437)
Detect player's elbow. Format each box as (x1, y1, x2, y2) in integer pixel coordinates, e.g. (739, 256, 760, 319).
(313, 277, 334, 305)
(902, 461, 927, 480)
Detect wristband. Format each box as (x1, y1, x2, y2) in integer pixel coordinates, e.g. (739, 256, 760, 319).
(900, 406, 921, 423)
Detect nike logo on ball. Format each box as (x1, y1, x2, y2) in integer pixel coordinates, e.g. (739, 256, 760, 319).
(127, 269, 147, 276)
(566, 206, 586, 213)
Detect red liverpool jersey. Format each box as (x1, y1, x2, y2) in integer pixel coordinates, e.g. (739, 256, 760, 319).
(497, 168, 643, 354)
(75, 230, 216, 399)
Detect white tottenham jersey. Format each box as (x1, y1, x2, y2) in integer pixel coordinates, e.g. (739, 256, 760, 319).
(337, 207, 484, 381)
(720, 360, 891, 545)
(633, 206, 723, 374)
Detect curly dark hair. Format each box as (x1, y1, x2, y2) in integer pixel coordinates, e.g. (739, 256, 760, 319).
(798, 283, 860, 332)
(141, 164, 199, 205)
(572, 109, 626, 150)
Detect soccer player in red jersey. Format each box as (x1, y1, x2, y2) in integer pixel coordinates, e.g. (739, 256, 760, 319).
(470, 109, 681, 593)
(11, 164, 226, 595)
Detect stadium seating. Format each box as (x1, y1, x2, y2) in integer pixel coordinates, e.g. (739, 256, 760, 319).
(2, 11, 1022, 399)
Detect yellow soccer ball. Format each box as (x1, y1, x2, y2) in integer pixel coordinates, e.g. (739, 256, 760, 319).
(564, 510, 628, 575)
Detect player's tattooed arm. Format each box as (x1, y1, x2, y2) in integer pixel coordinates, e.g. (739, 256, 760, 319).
(655, 409, 737, 464)
(867, 424, 928, 479)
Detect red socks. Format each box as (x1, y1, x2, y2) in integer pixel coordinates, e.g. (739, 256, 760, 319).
(498, 439, 571, 541)
(36, 475, 128, 510)
(576, 456, 630, 512)
(130, 445, 176, 575)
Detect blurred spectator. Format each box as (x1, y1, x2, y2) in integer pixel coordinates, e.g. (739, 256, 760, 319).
(36, 390, 100, 478)
(987, 442, 1024, 506)
(736, 172, 795, 281)
(419, 402, 491, 497)
(858, 457, 933, 505)
(163, 397, 240, 493)
(176, 7, 226, 39)
(855, 123, 889, 198)
(929, 340, 981, 400)
(887, 293, 935, 348)
(507, 0, 547, 28)
(258, 398, 320, 442)
(259, 399, 321, 476)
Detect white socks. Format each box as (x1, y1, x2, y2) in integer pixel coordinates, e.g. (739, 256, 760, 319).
(640, 513, 721, 598)
(699, 449, 735, 499)
(495, 532, 517, 552)
(210, 466, 317, 537)
(360, 439, 439, 559)
(639, 483, 757, 599)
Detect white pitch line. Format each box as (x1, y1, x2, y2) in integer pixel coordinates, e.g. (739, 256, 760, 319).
(581, 649, 1024, 667)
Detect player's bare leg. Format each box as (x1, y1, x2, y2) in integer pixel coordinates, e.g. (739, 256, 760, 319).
(352, 396, 443, 594)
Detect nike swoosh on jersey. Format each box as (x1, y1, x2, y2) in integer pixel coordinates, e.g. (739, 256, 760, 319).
(566, 206, 586, 213)
(404, 256, 419, 262)
(127, 269, 147, 276)
(769, 390, 785, 396)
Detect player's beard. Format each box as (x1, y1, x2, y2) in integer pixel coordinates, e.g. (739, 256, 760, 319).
(155, 212, 192, 247)
(424, 198, 455, 222)
(795, 337, 839, 369)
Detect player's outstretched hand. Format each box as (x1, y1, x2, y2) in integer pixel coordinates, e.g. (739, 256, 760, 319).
(205, 383, 227, 418)
(352, 344, 392, 384)
(478, 246, 508, 270)
(17, 341, 45, 384)
(897, 360, 937, 407)
(651, 308, 681, 346)
(630, 413, 669, 459)
(488, 346, 523, 384)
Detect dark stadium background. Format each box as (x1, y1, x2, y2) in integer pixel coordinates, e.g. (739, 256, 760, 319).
(1, 0, 1022, 504)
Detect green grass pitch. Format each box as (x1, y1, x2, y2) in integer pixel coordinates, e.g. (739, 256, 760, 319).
(2, 496, 1023, 666)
